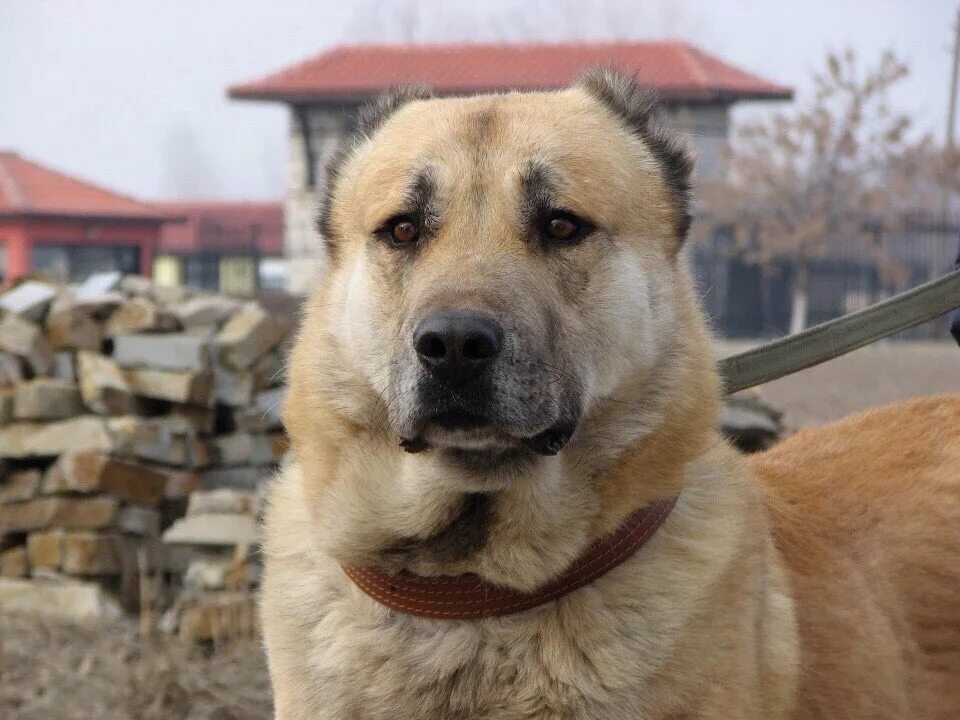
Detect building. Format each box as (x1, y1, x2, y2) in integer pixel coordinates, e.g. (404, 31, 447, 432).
(153, 201, 284, 295)
(229, 40, 792, 291)
(0, 151, 167, 284)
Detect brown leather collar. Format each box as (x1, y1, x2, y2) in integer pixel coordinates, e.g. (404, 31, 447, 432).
(342, 495, 678, 620)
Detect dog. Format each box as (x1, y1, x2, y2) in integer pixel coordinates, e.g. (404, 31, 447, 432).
(262, 70, 960, 719)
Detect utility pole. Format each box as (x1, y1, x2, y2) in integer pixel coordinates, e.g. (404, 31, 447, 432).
(944, 4, 960, 221)
(948, 5, 960, 149)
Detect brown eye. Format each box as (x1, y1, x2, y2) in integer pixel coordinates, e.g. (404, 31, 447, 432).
(545, 214, 579, 242)
(391, 219, 419, 245)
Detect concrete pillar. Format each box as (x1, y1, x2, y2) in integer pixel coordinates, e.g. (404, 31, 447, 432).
(1, 223, 31, 281)
(138, 235, 155, 279)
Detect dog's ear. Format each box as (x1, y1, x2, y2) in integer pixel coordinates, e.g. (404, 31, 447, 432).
(353, 83, 434, 138)
(317, 84, 435, 259)
(577, 68, 694, 243)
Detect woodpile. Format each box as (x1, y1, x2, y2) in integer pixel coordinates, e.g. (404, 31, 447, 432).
(160, 487, 262, 642)
(0, 273, 290, 625)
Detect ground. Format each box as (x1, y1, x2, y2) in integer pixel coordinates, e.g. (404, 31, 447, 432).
(0, 613, 272, 720)
(1, 341, 957, 720)
(720, 340, 959, 427)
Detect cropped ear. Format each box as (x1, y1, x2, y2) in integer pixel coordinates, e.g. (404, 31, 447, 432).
(577, 68, 694, 243)
(317, 84, 435, 258)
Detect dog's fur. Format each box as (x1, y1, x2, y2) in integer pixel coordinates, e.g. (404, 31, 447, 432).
(263, 71, 960, 719)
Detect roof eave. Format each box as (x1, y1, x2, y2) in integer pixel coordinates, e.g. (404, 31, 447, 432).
(229, 87, 370, 104)
(0, 210, 174, 224)
(723, 88, 794, 102)
(229, 85, 794, 106)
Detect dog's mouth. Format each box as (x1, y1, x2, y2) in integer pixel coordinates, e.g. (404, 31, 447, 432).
(429, 408, 490, 431)
(401, 414, 579, 459)
(520, 418, 578, 455)
(391, 361, 584, 463)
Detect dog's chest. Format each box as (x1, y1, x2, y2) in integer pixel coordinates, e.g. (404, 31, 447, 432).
(303, 599, 664, 720)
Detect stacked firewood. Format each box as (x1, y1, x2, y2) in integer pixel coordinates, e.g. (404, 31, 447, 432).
(0, 273, 289, 619)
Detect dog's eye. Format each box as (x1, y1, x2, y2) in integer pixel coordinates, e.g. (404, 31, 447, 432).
(548, 216, 577, 240)
(542, 211, 591, 244)
(384, 217, 420, 246)
(392, 220, 419, 245)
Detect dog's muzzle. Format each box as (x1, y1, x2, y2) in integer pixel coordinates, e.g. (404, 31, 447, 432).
(394, 307, 579, 456)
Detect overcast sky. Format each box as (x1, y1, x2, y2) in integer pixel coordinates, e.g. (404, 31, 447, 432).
(1, 0, 957, 200)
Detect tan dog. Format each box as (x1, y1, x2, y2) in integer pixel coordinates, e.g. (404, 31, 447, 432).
(263, 70, 960, 719)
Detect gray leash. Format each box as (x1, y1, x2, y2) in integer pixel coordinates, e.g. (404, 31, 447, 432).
(719, 268, 960, 395)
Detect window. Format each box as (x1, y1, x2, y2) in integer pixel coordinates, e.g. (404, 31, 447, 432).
(32, 244, 139, 283)
(258, 257, 288, 292)
(219, 255, 257, 295)
(182, 254, 220, 291)
(153, 254, 183, 287)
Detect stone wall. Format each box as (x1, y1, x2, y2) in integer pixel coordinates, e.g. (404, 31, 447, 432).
(284, 105, 355, 293)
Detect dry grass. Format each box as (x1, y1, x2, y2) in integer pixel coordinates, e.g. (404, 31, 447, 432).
(0, 613, 272, 720)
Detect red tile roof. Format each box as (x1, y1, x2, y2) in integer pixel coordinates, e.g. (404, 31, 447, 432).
(0, 151, 167, 221)
(229, 40, 792, 104)
(154, 201, 284, 256)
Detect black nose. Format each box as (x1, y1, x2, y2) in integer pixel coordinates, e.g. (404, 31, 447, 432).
(414, 309, 504, 384)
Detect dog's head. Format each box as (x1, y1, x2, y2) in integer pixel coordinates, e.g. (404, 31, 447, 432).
(285, 70, 718, 586)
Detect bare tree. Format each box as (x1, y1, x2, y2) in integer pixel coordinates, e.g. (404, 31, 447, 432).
(884, 136, 960, 217)
(705, 50, 912, 333)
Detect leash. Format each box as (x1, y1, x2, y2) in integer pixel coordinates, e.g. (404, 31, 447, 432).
(719, 268, 960, 395)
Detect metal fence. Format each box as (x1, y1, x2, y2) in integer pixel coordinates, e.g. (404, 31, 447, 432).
(691, 215, 960, 339)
